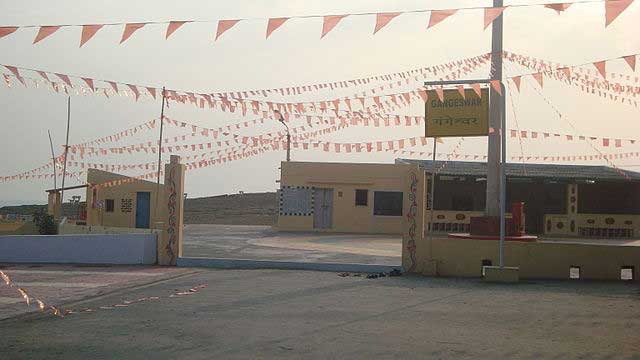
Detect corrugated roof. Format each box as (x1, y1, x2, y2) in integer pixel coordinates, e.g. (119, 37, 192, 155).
(396, 159, 640, 181)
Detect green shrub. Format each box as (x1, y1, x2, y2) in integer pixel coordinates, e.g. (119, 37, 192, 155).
(32, 208, 57, 235)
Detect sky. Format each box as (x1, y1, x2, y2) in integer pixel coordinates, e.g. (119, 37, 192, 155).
(0, 0, 638, 205)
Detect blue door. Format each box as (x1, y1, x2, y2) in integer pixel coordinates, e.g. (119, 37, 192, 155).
(135, 192, 151, 228)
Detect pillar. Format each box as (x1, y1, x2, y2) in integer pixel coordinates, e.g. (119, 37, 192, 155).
(47, 192, 61, 220)
(402, 166, 429, 274)
(159, 155, 185, 266)
(485, 0, 504, 217)
(567, 183, 578, 234)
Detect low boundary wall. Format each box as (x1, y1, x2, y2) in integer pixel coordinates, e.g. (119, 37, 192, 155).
(431, 238, 640, 281)
(58, 223, 162, 235)
(0, 234, 157, 264)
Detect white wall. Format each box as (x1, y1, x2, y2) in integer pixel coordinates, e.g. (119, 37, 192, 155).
(0, 234, 157, 265)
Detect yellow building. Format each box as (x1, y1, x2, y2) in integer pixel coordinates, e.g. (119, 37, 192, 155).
(277, 161, 415, 234)
(278, 160, 640, 239)
(84, 169, 164, 229)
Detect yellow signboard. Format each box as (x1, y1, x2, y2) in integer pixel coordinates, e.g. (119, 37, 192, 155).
(425, 88, 489, 137)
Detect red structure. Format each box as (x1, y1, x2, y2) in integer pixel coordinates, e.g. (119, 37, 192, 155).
(451, 201, 537, 242)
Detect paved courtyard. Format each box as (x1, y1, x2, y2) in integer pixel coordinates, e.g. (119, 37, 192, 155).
(182, 225, 640, 268)
(183, 224, 401, 265)
(0, 268, 639, 359)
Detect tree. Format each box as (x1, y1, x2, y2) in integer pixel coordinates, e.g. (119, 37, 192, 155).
(32, 208, 57, 235)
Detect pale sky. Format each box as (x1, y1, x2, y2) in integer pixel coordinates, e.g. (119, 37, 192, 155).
(0, 0, 638, 205)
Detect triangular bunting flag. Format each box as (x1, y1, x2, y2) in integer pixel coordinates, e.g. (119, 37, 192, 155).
(490, 80, 502, 95)
(435, 87, 444, 102)
(321, 15, 347, 38)
(266, 17, 289, 39)
(146, 87, 157, 99)
(605, 0, 634, 27)
(456, 85, 465, 99)
(544, 3, 573, 14)
(594, 61, 607, 79)
(484, 7, 506, 29)
(428, 9, 457, 28)
(80, 24, 103, 47)
(121, 23, 145, 44)
(512, 76, 521, 91)
(33, 26, 61, 44)
(37, 71, 49, 81)
(108, 81, 118, 93)
(418, 90, 428, 102)
(4, 65, 21, 79)
(559, 67, 571, 80)
(532, 72, 544, 87)
(623, 55, 636, 71)
(471, 83, 482, 97)
(55, 73, 73, 88)
(215, 20, 240, 40)
(0, 27, 17, 39)
(374, 13, 401, 34)
(126, 84, 140, 100)
(4, 65, 25, 86)
(166, 21, 188, 39)
(82, 78, 95, 92)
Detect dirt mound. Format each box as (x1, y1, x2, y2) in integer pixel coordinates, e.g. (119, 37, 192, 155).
(184, 192, 276, 225)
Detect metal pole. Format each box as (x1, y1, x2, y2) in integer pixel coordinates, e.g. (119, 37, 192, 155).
(485, 0, 504, 217)
(499, 83, 507, 267)
(60, 97, 71, 218)
(154, 87, 166, 229)
(286, 132, 291, 162)
(427, 139, 437, 258)
(47, 130, 57, 190)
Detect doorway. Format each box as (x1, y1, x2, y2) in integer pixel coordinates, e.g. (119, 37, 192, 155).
(314, 188, 333, 229)
(135, 192, 151, 229)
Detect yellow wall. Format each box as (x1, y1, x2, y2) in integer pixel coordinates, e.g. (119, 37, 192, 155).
(429, 238, 640, 281)
(0, 222, 23, 232)
(278, 162, 412, 234)
(544, 214, 640, 236)
(85, 169, 164, 229)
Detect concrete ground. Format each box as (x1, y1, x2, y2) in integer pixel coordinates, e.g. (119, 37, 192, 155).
(0, 264, 195, 320)
(0, 268, 639, 359)
(183, 224, 401, 265)
(182, 225, 640, 268)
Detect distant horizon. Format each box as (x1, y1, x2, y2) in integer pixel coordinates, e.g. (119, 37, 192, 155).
(0, 190, 281, 208)
(0, 200, 47, 207)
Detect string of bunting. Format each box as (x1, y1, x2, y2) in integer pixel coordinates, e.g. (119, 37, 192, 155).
(505, 79, 530, 174)
(504, 51, 638, 82)
(506, 53, 640, 108)
(0, 54, 489, 122)
(389, 148, 640, 163)
(0, 0, 632, 47)
(507, 61, 632, 179)
(65, 121, 346, 161)
(1, 121, 340, 182)
(1, 270, 208, 318)
(72, 119, 157, 148)
(513, 150, 640, 162)
(0, 53, 488, 103)
(503, 51, 638, 91)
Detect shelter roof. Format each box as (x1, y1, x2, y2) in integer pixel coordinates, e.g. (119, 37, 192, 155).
(395, 159, 640, 182)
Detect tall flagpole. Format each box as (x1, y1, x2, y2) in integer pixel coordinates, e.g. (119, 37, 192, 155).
(47, 130, 57, 190)
(153, 87, 166, 229)
(60, 97, 71, 218)
(485, 0, 504, 218)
